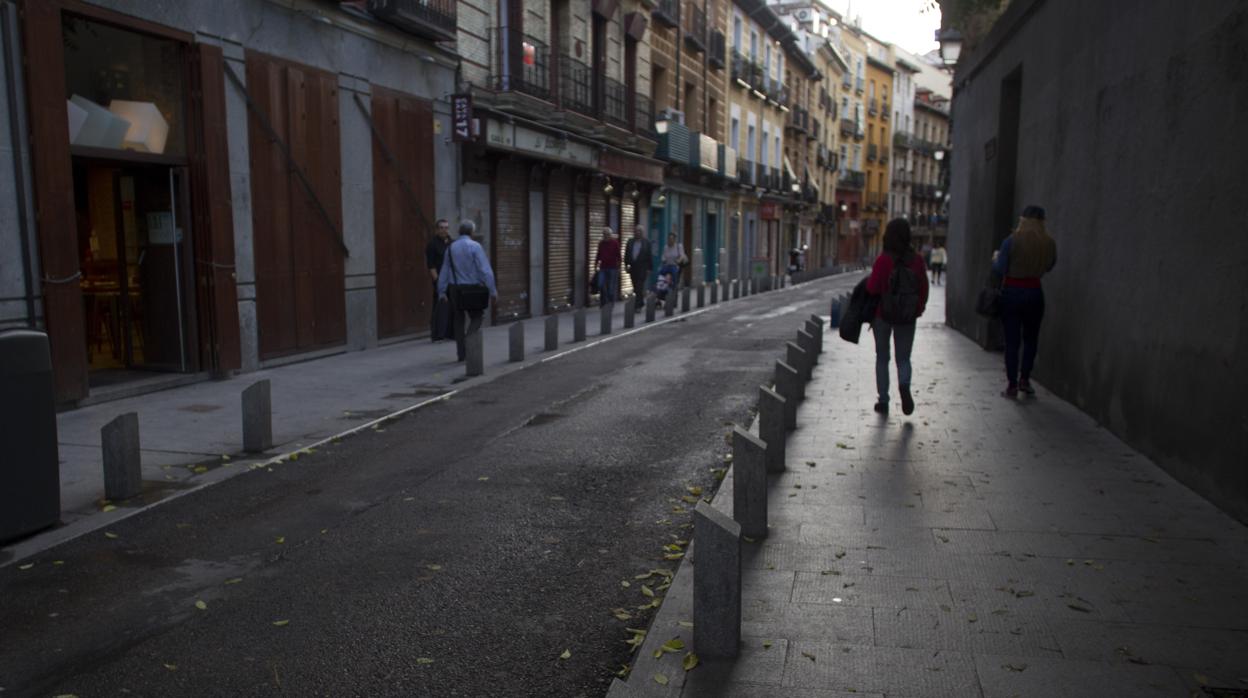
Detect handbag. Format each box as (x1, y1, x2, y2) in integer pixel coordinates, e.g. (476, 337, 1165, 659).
(447, 240, 490, 312)
(976, 274, 1003, 318)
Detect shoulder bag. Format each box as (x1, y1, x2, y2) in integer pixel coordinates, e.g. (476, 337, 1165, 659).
(447, 240, 490, 312)
(975, 272, 1003, 318)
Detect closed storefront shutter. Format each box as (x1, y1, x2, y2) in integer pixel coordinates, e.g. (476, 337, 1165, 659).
(587, 189, 606, 304)
(247, 51, 346, 359)
(493, 159, 529, 320)
(620, 197, 635, 298)
(545, 168, 574, 311)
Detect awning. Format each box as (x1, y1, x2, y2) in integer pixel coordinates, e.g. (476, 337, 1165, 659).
(599, 149, 665, 186)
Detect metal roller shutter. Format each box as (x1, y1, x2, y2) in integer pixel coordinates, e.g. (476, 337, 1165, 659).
(545, 169, 574, 311)
(620, 197, 635, 298)
(492, 159, 529, 320)
(587, 188, 606, 304)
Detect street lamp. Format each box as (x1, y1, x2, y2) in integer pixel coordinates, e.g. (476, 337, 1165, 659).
(935, 29, 963, 66)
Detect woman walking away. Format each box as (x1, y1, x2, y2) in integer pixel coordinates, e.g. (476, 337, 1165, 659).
(992, 205, 1057, 398)
(866, 218, 929, 416)
(658, 231, 687, 296)
(930, 243, 947, 285)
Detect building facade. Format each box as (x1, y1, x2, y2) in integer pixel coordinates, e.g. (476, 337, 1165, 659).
(860, 39, 894, 255)
(829, 22, 866, 264)
(889, 53, 920, 224)
(0, 0, 456, 403)
(911, 88, 950, 247)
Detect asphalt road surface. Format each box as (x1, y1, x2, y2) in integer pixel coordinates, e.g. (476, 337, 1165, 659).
(0, 274, 861, 698)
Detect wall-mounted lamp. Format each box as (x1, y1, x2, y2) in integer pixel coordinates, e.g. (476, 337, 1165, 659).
(603, 177, 614, 195)
(935, 28, 963, 66)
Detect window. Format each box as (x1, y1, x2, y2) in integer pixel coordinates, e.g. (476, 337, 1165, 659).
(869, 80, 875, 100)
(842, 96, 849, 115)
(773, 135, 779, 168)
(733, 15, 742, 50)
(747, 124, 756, 161)
(853, 145, 861, 170)
(764, 44, 771, 78)
(839, 144, 848, 173)
(761, 124, 769, 165)
(731, 117, 740, 152)
(750, 31, 758, 60)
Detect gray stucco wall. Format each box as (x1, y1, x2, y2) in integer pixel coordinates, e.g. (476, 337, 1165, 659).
(946, 0, 1248, 521)
(0, 1, 39, 331)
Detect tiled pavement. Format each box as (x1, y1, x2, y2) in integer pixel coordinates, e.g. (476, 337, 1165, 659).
(611, 286, 1248, 698)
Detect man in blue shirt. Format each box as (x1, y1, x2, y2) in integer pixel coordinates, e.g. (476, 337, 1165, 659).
(437, 220, 498, 362)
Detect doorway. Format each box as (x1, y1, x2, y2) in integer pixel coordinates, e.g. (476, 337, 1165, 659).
(704, 212, 718, 282)
(73, 158, 197, 386)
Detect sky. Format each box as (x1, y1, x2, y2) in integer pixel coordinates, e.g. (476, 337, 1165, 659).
(822, 0, 942, 56)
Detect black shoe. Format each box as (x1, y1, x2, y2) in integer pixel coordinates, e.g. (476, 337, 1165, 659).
(900, 385, 914, 415)
(873, 400, 889, 415)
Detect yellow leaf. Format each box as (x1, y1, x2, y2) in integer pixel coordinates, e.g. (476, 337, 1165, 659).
(101, 504, 116, 513)
(763, 640, 774, 649)
(289, 453, 298, 461)
(682, 652, 699, 671)
(104, 531, 119, 539)
(641, 585, 655, 597)
(275, 536, 285, 544)
(664, 553, 684, 560)
(273, 620, 289, 626)
(686, 486, 703, 496)
(653, 673, 669, 685)
(427, 564, 442, 571)
(224, 578, 243, 585)
(653, 649, 663, 659)
(661, 638, 686, 653)
(195, 600, 207, 611)
(53, 560, 64, 566)
(19, 563, 33, 570)
(681, 495, 699, 504)
(193, 466, 208, 474)
(164, 663, 177, 671)
(221, 454, 231, 461)
(559, 649, 571, 660)
(621, 580, 631, 588)
(416, 657, 434, 665)
(678, 620, 694, 628)
(478, 476, 490, 481)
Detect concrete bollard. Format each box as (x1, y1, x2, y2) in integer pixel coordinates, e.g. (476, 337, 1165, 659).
(731, 426, 768, 539)
(574, 308, 587, 342)
(600, 302, 613, 336)
(693, 501, 742, 659)
(710, 282, 719, 304)
(810, 313, 825, 330)
(787, 341, 811, 383)
(466, 331, 484, 376)
(509, 321, 525, 362)
(733, 280, 741, 299)
(697, 285, 706, 308)
(624, 298, 636, 329)
(805, 319, 823, 354)
(102, 412, 142, 501)
(774, 360, 801, 428)
(242, 379, 273, 453)
(664, 292, 675, 317)
(759, 386, 786, 473)
(681, 287, 691, 313)
(798, 329, 818, 366)
(545, 315, 559, 351)
(645, 295, 657, 323)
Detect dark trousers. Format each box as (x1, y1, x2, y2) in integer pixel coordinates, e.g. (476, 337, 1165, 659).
(431, 280, 450, 340)
(1001, 287, 1045, 386)
(628, 269, 649, 306)
(449, 293, 484, 361)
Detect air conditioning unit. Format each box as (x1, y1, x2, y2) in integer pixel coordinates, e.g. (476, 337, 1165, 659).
(657, 108, 685, 125)
(797, 9, 809, 20)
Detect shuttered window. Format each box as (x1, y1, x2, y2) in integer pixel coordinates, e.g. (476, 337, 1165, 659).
(545, 169, 575, 311)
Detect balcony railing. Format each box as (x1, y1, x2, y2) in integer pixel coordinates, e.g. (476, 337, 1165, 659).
(559, 55, 593, 116)
(880, 146, 889, 163)
(881, 102, 890, 119)
(708, 29, 726, 70)
(868, 98, 878, 116)
(634, 93, 654, 135)
(365, 0, 457, 42)
(854, 125, 865, 142)
(893, 130, 915, 150)
(739, 158, 755, 186)
(684, 3, 706, 53)
(653, 0, 679, 28)
(768, 166, 780, 191)
(841, 74, 852, 90)
(867, 143, 878, 162)
(810, 118, 820, 141)
(787, 106, 808, 133)
(839, 118, 854, 137)
(491, 28, 552, 102)
(855, 77, 864, 94)
(601, 76, 628, 129)
(837, 170, 866, 190)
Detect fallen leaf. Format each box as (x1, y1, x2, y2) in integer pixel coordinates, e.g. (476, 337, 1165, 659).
(101, 504, 116, 513)
(222, 455, 231, 461)
(195, 600, 207, 611)
(1003, 663, 1028, 672)
(661, 638, 686, 653)
(802, 651, 817, 662)
(653, 673, 669, 686)
(559, 649, 571, 660)
(682, 652, 699, 671)
(653, 649, 663, 659)
(164, 663, 177, 671)
(621, 580, 632, 588)
(275, 536, 285, 544)
(272, 620, 289, 626)
(677, 620, 694, 628)
(612, 608, 632, 621)
(763, 640, 774, 649)
(686, 486, 703, 496)
(806, 461, 817, 467)
(193, 465, 208, 474)
(1066, 604, 1093, 613)
(224, 578, 243, 585)
(104, 531, 118, 539)
(641, 585, 655, 598)
(416, 657, 434, 665)
(18, 563, 33, 570)
(478, 476, 490, 481)
(53, 560, 64, 566)
(427, 564, 442, 571)
(663, 553, 684, 560)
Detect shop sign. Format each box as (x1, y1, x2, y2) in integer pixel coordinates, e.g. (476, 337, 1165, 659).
(599, 150, 664, 185)
(451, 94, 473, 142)
(485, 119, 595, 168)
(760, 201, 779, 220)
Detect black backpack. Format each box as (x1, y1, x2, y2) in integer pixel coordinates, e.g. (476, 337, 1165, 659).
(880, 254, 921, 324)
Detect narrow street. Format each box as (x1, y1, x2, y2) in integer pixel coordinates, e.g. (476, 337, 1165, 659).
(0, 277, 859, 697)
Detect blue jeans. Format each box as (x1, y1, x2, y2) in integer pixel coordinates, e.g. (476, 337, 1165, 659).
(598, 268, 620, 302)
(1001, 287, 1045, 385)
(873, 317, 916, 402)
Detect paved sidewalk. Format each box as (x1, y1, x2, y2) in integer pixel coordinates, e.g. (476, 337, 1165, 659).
(613, 286, 1248, 697)
(3, 282, 780, 564)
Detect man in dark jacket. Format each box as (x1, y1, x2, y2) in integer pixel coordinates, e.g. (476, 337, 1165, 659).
(425, 219, 451, 341)
(623, 225, 653, 309)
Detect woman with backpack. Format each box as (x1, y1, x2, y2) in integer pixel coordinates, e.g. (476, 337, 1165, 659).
(866, 218, 929, 416)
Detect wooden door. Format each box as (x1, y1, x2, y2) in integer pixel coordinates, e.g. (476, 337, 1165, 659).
(371, 87, 434, 338)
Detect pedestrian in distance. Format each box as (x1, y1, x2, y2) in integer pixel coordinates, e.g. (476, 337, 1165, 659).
(594, 226, 621, 303)
(425, 218, 452, 341)
(866, 218, 930, 416)
(658, 231, 687, 298)
(992, 205, 1057, 398)
(623, 225, 653, 309)
(930, 243, 947, 285)
(437, 220, 498, 362)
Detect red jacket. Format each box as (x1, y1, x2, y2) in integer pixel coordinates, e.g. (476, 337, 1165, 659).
(595, 237, 621, 269)
(865, 252, 929, 319)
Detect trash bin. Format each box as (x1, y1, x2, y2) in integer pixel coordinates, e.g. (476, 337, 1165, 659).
(0, 330, 61, 542)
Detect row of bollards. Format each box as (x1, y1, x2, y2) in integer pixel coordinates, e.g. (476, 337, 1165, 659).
(692, 312, 825, 660)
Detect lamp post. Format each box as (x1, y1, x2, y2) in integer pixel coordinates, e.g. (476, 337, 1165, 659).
(935, 28, 964, 67)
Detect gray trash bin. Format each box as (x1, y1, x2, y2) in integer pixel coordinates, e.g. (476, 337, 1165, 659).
(0, 330, 61, 542)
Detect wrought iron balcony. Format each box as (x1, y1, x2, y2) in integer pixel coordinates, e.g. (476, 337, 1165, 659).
(601, 76, 628, 129)
(810, 118, 820, 141)
(768, 166, 780, 191)
(738, 158, 755, 186)
(841, 74, 852, 90)
(881, 102, 890, 119)
(855, 77, 864, 94)
(839, 118, 854, 137)
(708, 29, 726, 70)
(880, 146, 889, 164)
(365, 0, 457, 43)
(787, 106, 808, 133)
(837, 169, 866, 190)
(491, 28, 552, 102)
(893, 130, 915, 150)
(558, 55, 593, 116)
(867, 143, 878, 162)
(868, 98, 878, 116)
(634, 93, 654, 136)
(653, 0, 679, 28)
(684, 3, 706, 53)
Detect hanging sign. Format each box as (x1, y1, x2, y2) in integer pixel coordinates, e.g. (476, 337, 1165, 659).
(452, 94, 473, 142)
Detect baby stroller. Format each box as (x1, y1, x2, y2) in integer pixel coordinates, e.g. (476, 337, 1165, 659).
(654, 264, 679, 302)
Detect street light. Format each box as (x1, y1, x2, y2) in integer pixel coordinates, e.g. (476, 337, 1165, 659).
(935, 29, 963, 66)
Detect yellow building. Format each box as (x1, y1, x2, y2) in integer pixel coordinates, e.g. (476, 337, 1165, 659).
(862, 42, 894, 256)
